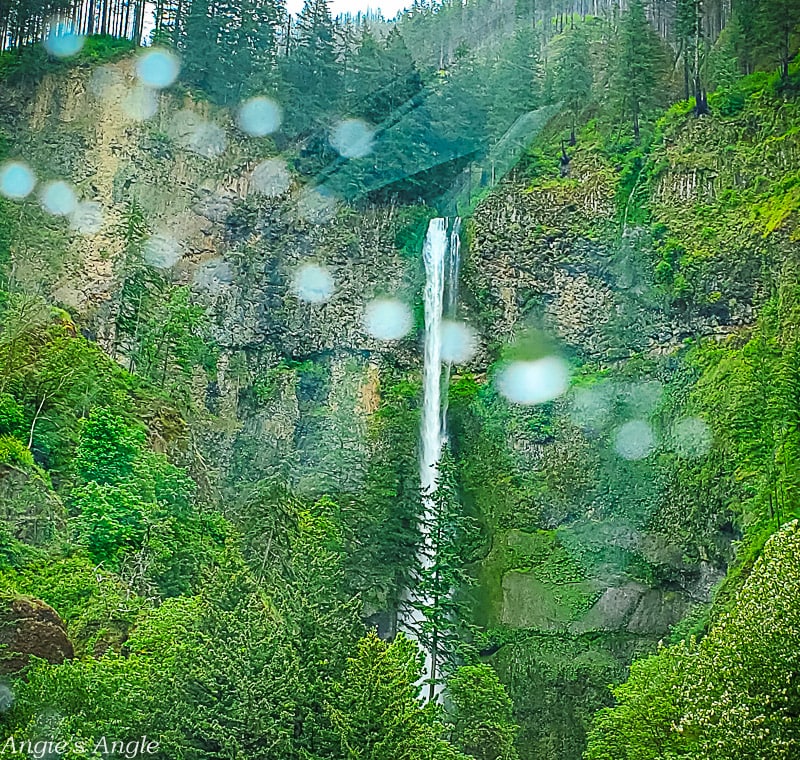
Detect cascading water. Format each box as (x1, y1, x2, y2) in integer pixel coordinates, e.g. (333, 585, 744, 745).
(398, 216, 461, 703)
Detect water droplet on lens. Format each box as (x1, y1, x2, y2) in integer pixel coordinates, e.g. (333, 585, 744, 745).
(330, 119, 375, 159)
(250, 158, 291, 197)
(43, 19, 84, 58)
(440, 320, 477, 364)
(136, 48, 180, 89)
(238, 97, 282, 137)
(670, 417, 711, 458)
(569, 385, 611, 431)
(69, 201, 103, 234)
(40, 180, 77, 216)
(292, 263, 334, 303)
(364, 298, 412, 341)
(614, 420, 655, 461)
(144, 234, 182, 269)
(297, 187, 337, 224)
(497, 357, 569, 405)
(122, 86, 159, 121)
(0, 161, 36, 199)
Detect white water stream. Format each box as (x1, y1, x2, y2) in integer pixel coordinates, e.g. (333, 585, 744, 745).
(398, 216, 461, 702)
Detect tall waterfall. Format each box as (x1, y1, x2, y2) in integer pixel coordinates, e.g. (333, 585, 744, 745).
(399, 216, 461, 703)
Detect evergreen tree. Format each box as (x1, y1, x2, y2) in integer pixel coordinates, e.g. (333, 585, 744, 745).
(612, 0, 666, 140)
(282, 0, 340, 134)
(447, 664, 521, 760)
(676, 0, 710, 114)
(408, 446, 479, 702)
(553, 25, 592, 143)
(488, 27, 543, 139)
(755, 0, 800, 79)
(327, 631, 466, 760)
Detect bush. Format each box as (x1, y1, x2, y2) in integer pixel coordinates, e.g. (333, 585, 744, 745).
(73, 482, 148, 564)
(0, 435, 34, 468)
(0, 393, 25, 437)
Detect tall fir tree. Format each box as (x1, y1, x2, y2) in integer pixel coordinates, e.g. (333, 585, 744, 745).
(282, 0, 341, 134)
(612, 0, 667, 140)
(408, 446, 479, 702)
(754, 0, 800, 79)
(553, 25, 592, 143)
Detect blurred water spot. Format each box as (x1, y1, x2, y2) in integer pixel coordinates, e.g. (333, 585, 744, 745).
(570, 384, 612, 431)
(292, 263, 334, 303)
(144, 234, 182, 269)
(497, 357, 569, 405)
(194, 259, 233, 291)
(40, 180, 77, 216)
(43, 19, 84, 57)
(171, 111, 227, 158)
(0, 161, 36, 199)
(670, 417, 711, 458)
(363, 299, 412, 341)
(614, 420, 655, 461)
(238, 97, 282, 137)
(69, 201, 103, 234)
(89, 65, 124, 99)
(623, 380, 663, 416)
(330, 119, 375, 159)
(251, 158, 291, 197)
(122, 86, 159, 121)
(136, 49, 180, 89)
(0, 684, 13, 712)
(297, 187, 337, 224)
(440, 320, 477, 364)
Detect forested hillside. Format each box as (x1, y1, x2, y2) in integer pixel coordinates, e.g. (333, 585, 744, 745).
(0, 0, 798, 759)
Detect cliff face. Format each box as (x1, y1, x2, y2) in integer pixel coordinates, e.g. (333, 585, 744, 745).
(2, 57, 428, 501)
(455, 94, 800, 757)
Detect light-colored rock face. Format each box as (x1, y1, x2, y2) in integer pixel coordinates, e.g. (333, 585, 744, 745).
(2, 60, 427, 515)
(11, 61, 419, 361)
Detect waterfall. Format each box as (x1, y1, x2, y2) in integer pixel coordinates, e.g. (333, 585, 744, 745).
(398, 216, 461, 703)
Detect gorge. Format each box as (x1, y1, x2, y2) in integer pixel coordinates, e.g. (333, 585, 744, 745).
(0, 2, 799, 759)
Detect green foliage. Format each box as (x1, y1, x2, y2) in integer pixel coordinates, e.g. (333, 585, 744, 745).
(586, 521, 800, 760)
(553, 26, 592, 139)
(74, 407, 146, 486)
(610, 0, 670, 140)
(73, 482, 148, 564)
(447, 663, 520, 760)
(327, 631, 465, 760)
(0, 392, 25, 437)
(0, 552, 145, 652)
(0, 435, 33, 468)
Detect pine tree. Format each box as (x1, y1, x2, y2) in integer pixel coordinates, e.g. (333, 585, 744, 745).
(553, 25, 592, 143)
(327, 631, 466, 760)
(282, 0, 340, 134)
(488, 26, 543, 139)
(408, 445, 479, 702)
(755, 0, 800, 79)
(676, 0, 710, 114)
(612, 0, 666, 141)
(447, 664, 521, 760)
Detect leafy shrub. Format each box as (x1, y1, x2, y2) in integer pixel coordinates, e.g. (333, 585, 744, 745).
(73, 482, 148, 564)
(0, 435, 33, 467)
(0, 393, 24, 437)
(74, 407, 145, 486)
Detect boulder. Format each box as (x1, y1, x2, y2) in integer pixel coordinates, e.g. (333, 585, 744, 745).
(0, 595, 73, 674)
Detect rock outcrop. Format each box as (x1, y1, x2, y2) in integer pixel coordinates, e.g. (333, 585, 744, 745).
(0, 596, 74, 674)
